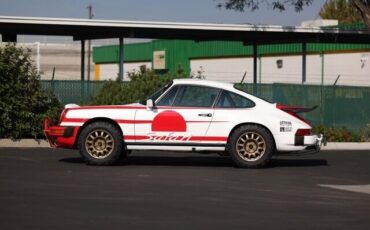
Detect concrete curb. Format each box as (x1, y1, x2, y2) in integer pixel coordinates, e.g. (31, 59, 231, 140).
(0, 139, 50, 148)
(0, 139, 369, 150)
(321, 142, 370, 150)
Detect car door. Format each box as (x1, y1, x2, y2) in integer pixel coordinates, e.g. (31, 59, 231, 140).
(134, 84, 221, 144)
(207, 90, 256, 137)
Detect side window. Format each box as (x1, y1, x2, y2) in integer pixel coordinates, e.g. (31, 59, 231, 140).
(173, 85, 220, 107)
(215, 91, 255, 108)
(156, 86, 179, 106)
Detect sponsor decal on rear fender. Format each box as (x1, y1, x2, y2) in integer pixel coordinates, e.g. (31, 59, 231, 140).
(280, 121, 292, 132)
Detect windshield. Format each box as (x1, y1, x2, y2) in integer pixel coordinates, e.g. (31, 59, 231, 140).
(233, 83, 273, 104)
(139, 81, 174, 105)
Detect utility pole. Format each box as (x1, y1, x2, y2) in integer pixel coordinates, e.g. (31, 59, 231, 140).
(87, 4, 94, 81)
(34, 42, 40, 74)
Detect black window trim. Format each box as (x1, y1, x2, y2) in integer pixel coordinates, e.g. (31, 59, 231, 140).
(141, 80, 174, 105)
(155, 84, 179, 106)
(156, 84, 223, 108)
(154, 85, 181, 107)
(214, 90, 256, 109)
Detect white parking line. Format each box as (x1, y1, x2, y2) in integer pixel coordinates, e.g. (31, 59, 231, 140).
(318, 184, 370, 195)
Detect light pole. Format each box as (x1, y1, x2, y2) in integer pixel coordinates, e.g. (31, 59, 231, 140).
(34, 42, 40, 74)
(87, 5, 94, 81)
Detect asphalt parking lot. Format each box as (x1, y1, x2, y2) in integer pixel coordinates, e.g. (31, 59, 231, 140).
(0, 148, 369, 230)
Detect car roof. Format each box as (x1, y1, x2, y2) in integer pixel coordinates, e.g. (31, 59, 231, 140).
(172, 78, 272, 105)
(173, 79, 235, 90)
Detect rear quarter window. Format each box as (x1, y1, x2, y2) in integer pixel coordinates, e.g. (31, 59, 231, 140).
(215, 90, 255, 108)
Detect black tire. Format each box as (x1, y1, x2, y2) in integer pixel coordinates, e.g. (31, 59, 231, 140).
(77, 121, 126, 165)
(228, 124, 274, 168)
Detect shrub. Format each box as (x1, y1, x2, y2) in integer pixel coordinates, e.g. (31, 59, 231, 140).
(92, 66, 185, 105)
(0, 44, 62, 139)
(314, 125, 364, 142)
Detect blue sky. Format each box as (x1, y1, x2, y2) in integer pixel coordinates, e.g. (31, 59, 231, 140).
(0, 0, 326, 26)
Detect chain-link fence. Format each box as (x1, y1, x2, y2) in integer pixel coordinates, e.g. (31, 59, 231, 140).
(40, 80, 107, 105)
(237, 83, 370, 132)
(41, 80, 370, 132)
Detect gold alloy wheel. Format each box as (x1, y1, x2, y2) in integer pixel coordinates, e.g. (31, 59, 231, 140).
(85, 129, 115, 159)
(236, 132, 266, 162)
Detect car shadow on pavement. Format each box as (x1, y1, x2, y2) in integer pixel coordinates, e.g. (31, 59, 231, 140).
(270, 158, 328, 168)
(59, 155, 328, 168)
(59, 156, 233, 167)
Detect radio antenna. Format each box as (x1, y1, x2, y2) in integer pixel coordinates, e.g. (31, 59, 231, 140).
(240, 72, 247, 84)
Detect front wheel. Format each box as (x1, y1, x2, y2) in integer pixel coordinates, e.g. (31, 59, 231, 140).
(77, 121, 125, 165)
(229, 125, 274, 168)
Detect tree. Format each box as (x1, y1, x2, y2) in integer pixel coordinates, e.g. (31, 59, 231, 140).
(0, 44, 62, 139)
(351, 0, 370, 29)
(217, 0, 370, 30)
(320, 0, 362, 24)
(216, 0, 313, 12)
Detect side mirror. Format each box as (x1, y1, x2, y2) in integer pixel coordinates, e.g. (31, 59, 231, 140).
(146, 99, 154, 109)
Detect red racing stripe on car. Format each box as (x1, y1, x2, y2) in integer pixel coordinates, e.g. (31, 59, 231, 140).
(62, 118, 88, 123)
(62, 118, 226, 124)
(116, 120, 152, 124)
(189, 136, 228, 141)
(61, 118, 151, 124)
(156, 106, 251, 110)
(67, 106, 146, 110)
(123, 135, 227, 142)
(186, 121, 228, 123)
(123, 135, 148, 140)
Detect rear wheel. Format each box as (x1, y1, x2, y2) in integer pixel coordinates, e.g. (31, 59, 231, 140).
(78, 121, 125, 165)
(229, 124, 274, 168)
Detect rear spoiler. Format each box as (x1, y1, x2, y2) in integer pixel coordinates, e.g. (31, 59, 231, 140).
(276, 104, 318, 113)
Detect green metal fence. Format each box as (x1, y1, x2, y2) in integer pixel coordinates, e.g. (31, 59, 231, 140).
(41, 80, 370, 132)
(40, 80, 106, 105)
(238, 83, 370, 132)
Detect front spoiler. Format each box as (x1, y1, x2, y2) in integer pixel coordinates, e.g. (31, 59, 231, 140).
(43, 119, 78, 148)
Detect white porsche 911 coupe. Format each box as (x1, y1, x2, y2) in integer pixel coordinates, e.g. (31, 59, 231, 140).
(44, 79, 323, 168)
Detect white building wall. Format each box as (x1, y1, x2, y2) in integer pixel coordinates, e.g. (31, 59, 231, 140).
(259, 55, 302, 84)
(99, 64, 118, 80)
(321, 52, 370, 86)
(190, 57, 254, 83)
(306, 54, 322, 85)
(190, 52, 370, 86)
(2, 42, 154, 81)
(98, 62, 152, 81)
(21, 43, 87, 80)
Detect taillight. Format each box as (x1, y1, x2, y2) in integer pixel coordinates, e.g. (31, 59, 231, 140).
(295, 129, 312, 136)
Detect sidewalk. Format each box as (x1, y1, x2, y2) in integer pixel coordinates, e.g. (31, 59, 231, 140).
(321, 142, 370, 150)
(0, 139, 369, 150)
(0, 139, 50, 148)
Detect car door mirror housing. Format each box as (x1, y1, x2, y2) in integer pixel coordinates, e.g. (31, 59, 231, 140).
(146, 99, 154, 109)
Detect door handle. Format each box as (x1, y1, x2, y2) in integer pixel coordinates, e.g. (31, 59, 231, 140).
(198, 113, 212, 117)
